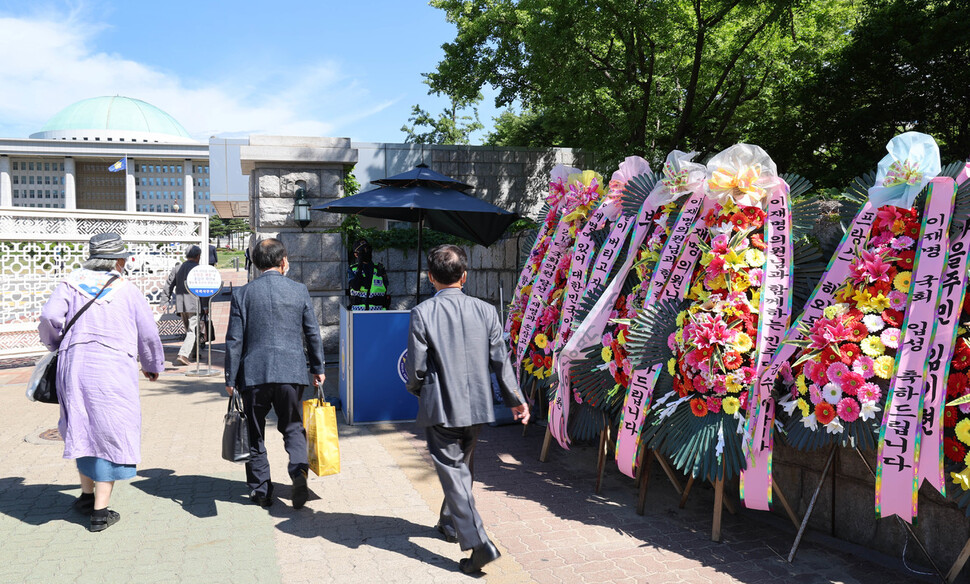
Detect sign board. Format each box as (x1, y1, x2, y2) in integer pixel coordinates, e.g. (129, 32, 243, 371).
(186, 265, 223, 298)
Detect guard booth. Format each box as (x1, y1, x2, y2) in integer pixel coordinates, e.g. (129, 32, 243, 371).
(338, 306, 417, 424)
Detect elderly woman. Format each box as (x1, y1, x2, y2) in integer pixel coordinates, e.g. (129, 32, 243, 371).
(39, 233, 165, 532)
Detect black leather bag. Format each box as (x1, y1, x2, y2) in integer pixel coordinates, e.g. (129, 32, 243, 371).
(29, 275, 119, 404)
(221, 391, 251, 463)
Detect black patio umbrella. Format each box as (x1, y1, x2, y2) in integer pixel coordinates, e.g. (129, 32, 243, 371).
(372, 163, 474, 192)
(313, 170, 518, 303)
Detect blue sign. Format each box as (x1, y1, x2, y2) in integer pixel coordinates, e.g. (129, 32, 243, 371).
(185, 265, 222, 298)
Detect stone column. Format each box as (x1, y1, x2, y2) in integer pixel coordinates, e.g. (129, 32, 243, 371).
(0, 156, 11, 208)
(184, 159, 194, 213)
(125, 159, 136, 212)
(63, 157, 76, 210)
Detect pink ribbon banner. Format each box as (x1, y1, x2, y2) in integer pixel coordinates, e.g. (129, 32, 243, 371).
(613, 191, 708, 477)
(739, 182, 793, 508)
(548, 199, 658, 448)
(876, 177, 955, 522)
(741, 199, 880, 511)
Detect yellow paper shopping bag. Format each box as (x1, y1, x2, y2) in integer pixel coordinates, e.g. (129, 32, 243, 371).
(303, 395, 340, 476)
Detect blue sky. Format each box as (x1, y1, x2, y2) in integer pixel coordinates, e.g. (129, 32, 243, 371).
(0, 0, 500, 143)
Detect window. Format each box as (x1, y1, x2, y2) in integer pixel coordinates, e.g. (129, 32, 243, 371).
(11, 162, 17, 170)
(28, 162, 34, 170)
(44, 176, 50, 184)
(12, 176, 17, 184)
(177, 178, 182, 186)
(59, 163, 64, 171)
(44, 163, 50, 171)
(28, 176, 34, 185)
(29, 190, 35, 197)
(176, 165, 182, 173)
(13, 190, 18, 197)
(162, 178, 168, 186)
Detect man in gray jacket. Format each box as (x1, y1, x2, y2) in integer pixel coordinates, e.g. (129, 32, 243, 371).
(225, 238, 325, 510)
(406, 244, 529, 574)
(164, 245, 203, 366)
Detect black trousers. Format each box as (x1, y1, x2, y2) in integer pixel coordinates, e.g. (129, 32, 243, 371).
(426, 424, 489, 551)
(242, 383, 309, 497)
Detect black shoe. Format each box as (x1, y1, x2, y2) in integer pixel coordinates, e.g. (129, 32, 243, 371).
(292, 470, 308, 510)
(73, 493, 95, 516)
(435, 523, 458, 543)
(250, 491, 273, 508)
(459, 540, 501, 574)
(89, 509, 120, 532)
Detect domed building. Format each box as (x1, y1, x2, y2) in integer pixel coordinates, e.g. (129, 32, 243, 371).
(0, 96, 216, 213)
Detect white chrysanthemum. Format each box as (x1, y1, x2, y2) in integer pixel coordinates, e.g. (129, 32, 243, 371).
(823, 382, 843, 405)
(863, 314, 885, 333)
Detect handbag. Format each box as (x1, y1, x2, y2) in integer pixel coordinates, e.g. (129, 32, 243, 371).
(28, 275, 119, 404)
(303, 386, 340, 476)
(221, 391, 251, 463)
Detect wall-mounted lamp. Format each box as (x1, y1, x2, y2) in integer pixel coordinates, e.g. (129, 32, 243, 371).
(294, 185, 311, 231)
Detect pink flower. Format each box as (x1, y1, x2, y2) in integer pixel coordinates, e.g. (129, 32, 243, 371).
(809, 384, 823, 405)
(858, 382, 882, 403)
(890, 236, 915, 250)
(668, 332, 679, 351)
(706, 396, 722, 413)
(840, 372, 865, 396)
(748, 268, 764, 287)
(850, 249, 892, 283)
(888, 291, 907, 310)
(712, 234, 730, 254)
(880, 327, 901, 349)
(740, 366, 757, 384)
(826, 362, 849, 384)
(853, 356, 876, 379)
(712, 379, 728, 395)
(706, 256, 727, 277)
(602, 332, 613, 347)
(837, 397, 861, 422)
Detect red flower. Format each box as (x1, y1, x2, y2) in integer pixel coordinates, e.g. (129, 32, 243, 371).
(882, 309, 903, 328)
(674, 378, 689, 398)
(730, 212, 751, 230)
(819, 347, 841, 367)
(846, 322, 868, 343)
(723, 351, 743, 370)
(743, 206, 766, 228)
(944, 406, 959, 428)
(815, 402, 837, 425)
(945, 437, 967, 463)
(897, 250, 916, 271)
(954, 345, 970, 372)
(905, 221, 920, 238)
(750, 233, 767, 250)
(839, 343, 861, 364)
(690, 397, 709, 417)
(948, 372, 969, 398)
(870, 280, 891, 296)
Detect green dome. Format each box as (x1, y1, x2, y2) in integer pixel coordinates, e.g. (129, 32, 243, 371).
(31, 96, 194, 143)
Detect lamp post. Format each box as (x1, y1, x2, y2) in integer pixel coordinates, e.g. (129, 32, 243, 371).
(294, 186, 311, 231)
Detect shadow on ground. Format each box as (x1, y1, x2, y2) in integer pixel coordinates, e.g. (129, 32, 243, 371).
(0, 477, 87, 528)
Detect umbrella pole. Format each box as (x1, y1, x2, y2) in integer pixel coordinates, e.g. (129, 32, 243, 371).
(416, 213, 424, 306)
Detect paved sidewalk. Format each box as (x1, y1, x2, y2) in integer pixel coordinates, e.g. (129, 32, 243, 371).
(0, 269, 947, 583)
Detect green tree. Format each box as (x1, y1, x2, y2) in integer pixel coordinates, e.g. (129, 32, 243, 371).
(209, 216, 228, 239)
(427, 0, 860, 168)
(753, 0, 970, 187)
(402, 88, 485, 145)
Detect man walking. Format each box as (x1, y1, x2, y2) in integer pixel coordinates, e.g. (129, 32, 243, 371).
(164, 245, 203, 366)
(225, 238, 326, 510)
(406, 244, 529, 574)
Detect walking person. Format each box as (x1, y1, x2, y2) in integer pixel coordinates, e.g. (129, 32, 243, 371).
(406, 244, 529, 574)
(163, 245, 203, 366)
(38, 232, 165, 532)
(224, 238, 326, 509)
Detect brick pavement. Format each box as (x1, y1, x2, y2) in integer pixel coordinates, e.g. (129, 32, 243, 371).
(0, 269, 950, 583)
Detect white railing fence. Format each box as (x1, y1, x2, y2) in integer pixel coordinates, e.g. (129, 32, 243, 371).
(0, 208, 208, 359)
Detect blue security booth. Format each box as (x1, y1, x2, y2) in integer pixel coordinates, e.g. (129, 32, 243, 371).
(338, 306, 417, 424)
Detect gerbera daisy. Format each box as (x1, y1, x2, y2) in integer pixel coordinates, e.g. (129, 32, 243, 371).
(837, 397, 861, 422)
(853, 356, 876, 379)
(827, 362, 850, 383)
(815, 402, 837, 425)
(888, 290, 907, 311)
(690, 397, 708, 417)
(858, 382, 882, 403)
(706, 396, 722, 413)
(823, 382, 843, 405)
(957, 419, 970, 446)
(880, 327, 902, 349)
(863, 314, 885, 333)
(882, 309, 904, 328)
(946, 437, 967, 463)
(839, 343, 862, 365)
(944, 407, 959, 428)
(841, 372, 865, 396)
(874, 355, 895, 379)
(861, 336, 886, 357)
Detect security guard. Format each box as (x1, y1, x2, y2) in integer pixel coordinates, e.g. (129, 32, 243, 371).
(347, 239, 390, 310)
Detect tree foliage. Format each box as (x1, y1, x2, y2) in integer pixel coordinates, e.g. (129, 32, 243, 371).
(401, 90, 485, 145)
(426, 0, 860, 172)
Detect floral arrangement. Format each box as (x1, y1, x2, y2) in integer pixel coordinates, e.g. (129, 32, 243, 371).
(519, 171, 606, 381)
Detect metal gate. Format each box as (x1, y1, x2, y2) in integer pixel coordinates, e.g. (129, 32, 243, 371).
(0, 207, 208, 360)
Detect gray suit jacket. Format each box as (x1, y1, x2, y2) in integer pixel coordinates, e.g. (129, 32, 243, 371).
(406, 288, 524, 428)
(225, 270, 325, 389)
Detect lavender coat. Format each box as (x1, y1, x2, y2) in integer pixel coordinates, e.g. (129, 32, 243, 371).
(39, 271, 165, 465)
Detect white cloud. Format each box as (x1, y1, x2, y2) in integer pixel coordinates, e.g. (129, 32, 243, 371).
(0, 9, 395, 140)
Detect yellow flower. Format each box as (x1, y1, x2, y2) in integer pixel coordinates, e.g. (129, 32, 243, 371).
(894, 271, 912, 292)
(618, 330, 627, 345)
(722, 396, 741, 415)
(796, 374, 808, 395)
(744, 248, 766, 268)
(951, 468, 970, 491)
(823, 303, 849, 320)
(667, 357, 677, 376)
(675, 329, 684, 344)
(836, 285, 856, 303)
(964, 451, 970, 467)
(676, 311, 687, 327)
(957, 419, 970, 446)
(891, 219, 906, 235)
(726, 379, 743, 394)
(750, 289, 761, 307)
(524, 360, 535, 374)
(721, 198, 739, 216)
(723, 250, 745, 270)
(535, 334, 548, 349)
(601, 346, 613, 363)
(796, 398, 810, 417)
(734, 332, 753, 354)
(700, 252, 714, 266)
(708, 274, 727, 290)
(874, 355, 894, 379)
(852, 287, 873, 308)
(861, 336, 886, 357)
(733, 274, 750, 292)
(868, 294, 891, 312)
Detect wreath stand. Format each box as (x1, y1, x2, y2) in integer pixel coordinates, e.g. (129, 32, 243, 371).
(538, 414, 614, 494)
(784, 446, 945, 582)
(946, 537, 970, 583)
